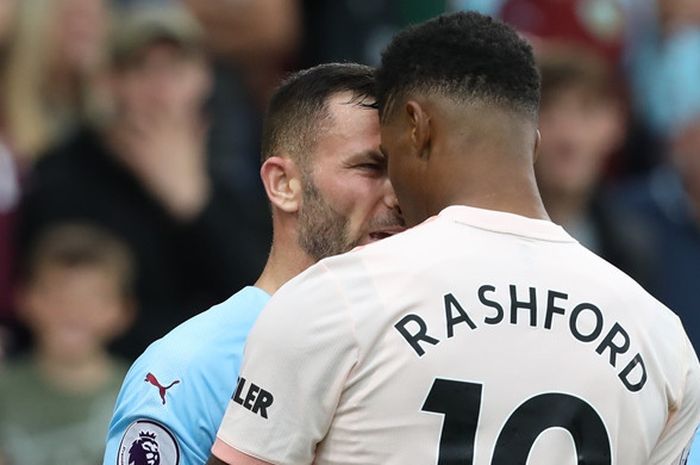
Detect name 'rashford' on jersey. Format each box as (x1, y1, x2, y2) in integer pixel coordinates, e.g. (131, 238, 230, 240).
(214, 206, 700, 465)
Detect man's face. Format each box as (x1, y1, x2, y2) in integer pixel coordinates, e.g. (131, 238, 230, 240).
(536, 86, 622, 197)
(297, 93, 404, 260)
(112, 42, 210, 119)
(20, 265, 129, 362)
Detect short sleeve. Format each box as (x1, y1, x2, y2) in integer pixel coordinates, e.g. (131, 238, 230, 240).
(649, 329, 700, 465)
(214, 263, 358, 465)
(103, 349, 211, 465)
(103, 356, 189, 465)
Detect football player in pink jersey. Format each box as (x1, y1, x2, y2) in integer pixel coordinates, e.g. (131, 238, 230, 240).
(209, 12, 700, 465)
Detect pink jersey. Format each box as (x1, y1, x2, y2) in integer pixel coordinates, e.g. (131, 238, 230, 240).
(214, 205, 700, 465)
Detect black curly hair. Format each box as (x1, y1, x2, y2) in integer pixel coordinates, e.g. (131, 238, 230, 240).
(376, 11, 540, 120)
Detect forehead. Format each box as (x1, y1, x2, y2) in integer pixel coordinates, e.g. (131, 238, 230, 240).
(118, 41, 196, 71)
(311, 92, 380, 162)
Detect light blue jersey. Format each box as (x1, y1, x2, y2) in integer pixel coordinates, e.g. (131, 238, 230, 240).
(689, 430, 700, 465)
(103, 286, 270, 465)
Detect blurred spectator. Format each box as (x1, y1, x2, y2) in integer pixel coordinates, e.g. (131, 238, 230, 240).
(0, 0, 18, 359)
(2, 0, 109, 159)
(0, 142, 19, 360)
(656, 0, 700, 33)
(184, 0, 299, 208)
(0, 0, 15, 46)
(184, 0, 299, 79)
(622, 0, 700, 173)
(0, 223, 133, 465)
(535, 44, 652, 285)
(617, 119, 700, 351)
(499, 0, 626, 64)
(616, 7, 700, 348)
(627, 6, 700, 137)
(0, 0, 109, 357)
(19, 4, 268, 360)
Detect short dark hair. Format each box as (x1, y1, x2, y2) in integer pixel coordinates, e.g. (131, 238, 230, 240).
(21, 223, 135, 298)
(261, 63, 375, 166)
(376, 12, 540, 120)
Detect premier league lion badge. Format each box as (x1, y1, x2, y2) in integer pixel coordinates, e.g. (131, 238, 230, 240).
(118, 419, 179, 465)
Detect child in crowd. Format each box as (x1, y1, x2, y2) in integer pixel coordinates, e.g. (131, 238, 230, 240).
(0, 223, 135, 465)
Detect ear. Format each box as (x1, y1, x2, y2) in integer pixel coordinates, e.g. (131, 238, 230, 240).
(533, 129, 542, 164)
(260, 156, 303, 214)
(406, 100, 431, 159)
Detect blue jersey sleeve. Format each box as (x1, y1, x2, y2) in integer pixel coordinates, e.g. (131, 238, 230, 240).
(688, 429, 700, 465)
(103, 342, 213, 465)
(103, 287, 269, 465)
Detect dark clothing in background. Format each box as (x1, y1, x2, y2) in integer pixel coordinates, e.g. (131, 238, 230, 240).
(616, 167, 700, 352)
(206, 63, 268, 213)
(19, 127, 270, 359)
(586, 192, 654, 289)
(301, 0, 398, 66)
(301, 0, 447, 68)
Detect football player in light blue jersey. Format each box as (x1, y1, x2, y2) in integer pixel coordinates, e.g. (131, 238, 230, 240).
(103, 59, 404, 465)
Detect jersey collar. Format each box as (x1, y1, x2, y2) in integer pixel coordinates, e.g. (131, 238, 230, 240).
(438, 205, 577, 243)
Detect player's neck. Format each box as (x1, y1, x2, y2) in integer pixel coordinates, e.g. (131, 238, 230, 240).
(255, 239, 314, 296)
(434, 160, 550, 221)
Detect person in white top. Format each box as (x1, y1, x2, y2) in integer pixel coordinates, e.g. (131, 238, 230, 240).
(208, 11, 700, 465)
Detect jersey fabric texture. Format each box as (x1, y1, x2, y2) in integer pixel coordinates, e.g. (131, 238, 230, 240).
(104, 286, 270, 465)
(214, 206, 700, 465)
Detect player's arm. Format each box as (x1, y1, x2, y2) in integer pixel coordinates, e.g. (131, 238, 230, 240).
(210, 263, 358, 465)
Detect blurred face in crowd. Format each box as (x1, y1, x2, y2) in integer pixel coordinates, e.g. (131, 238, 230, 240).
(0, 0, 16, 45)
(659, 0, 700, 29)
(19, 264, 132, 362)
(535, 85, 623, 197)
(111, 41, 211, 119)
(50, 0, 108, 73)
(297, 92, 404, 260)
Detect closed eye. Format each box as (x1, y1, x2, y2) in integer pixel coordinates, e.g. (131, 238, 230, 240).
(356, 163, 382, 170)
(345, 150, 387, 176)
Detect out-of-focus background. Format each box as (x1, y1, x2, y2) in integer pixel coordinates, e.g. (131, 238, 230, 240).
(0, 0, 698, 463)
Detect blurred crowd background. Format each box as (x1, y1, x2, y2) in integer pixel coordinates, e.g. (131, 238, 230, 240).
(0, 0, 699, 463)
